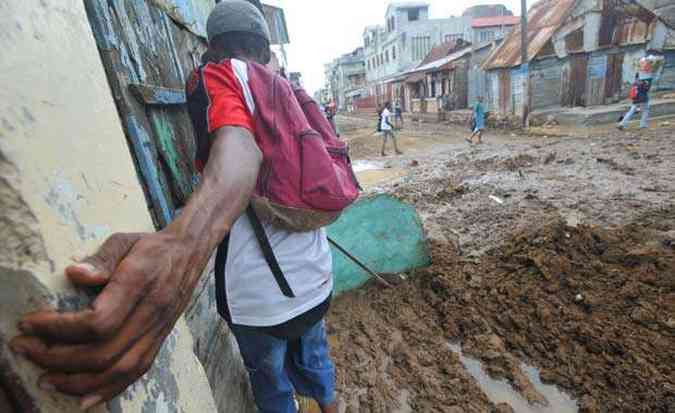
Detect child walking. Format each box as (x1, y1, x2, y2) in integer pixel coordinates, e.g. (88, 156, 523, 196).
(466, 96, 486, 144)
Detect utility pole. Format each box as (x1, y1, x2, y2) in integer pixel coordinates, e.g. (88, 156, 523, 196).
(520, 0, 529, 128)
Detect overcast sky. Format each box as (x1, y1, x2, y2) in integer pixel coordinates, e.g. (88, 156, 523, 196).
(264, 1, 523, 95)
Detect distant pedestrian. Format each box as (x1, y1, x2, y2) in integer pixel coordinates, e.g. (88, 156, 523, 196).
(466, 96, 486, 144)
(380, 102, 402, 156)
(394, 99, 404, 129)
(617, 73, 652, 130)
(326, 100, 338, 134)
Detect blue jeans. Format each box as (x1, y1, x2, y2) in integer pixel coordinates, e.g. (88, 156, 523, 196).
(621, 101, 650, 128)
(231, 320, 336, 413)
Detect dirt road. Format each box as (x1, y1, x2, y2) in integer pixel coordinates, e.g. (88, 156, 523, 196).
(327, 115, 675, 413)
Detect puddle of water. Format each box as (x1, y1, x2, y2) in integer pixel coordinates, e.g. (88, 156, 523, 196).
(448, 343, 578, 413)
(352, 159, 385, 172)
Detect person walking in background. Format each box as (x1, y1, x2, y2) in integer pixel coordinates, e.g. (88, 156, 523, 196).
(466, 96, 486, 144)
(618, 73, 652, 130)
(326, 100, 339, 135)
(380, 101, 402, 156)
(394, 99, 404, 129)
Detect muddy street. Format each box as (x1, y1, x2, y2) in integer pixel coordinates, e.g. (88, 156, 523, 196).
(327, 116, 675, 413)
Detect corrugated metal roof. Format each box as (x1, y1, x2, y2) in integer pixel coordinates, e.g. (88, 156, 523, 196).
(419, 40, 467, 65)
(483, 0, 576, 70)
(472, 16, 521, 28)
(404, 47, 472, 82)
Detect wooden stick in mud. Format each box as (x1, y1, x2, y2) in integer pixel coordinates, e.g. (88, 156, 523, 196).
(327, 237, 393, 288)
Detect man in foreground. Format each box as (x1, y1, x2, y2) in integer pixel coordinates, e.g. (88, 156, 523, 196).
(11, 1, 340, 412)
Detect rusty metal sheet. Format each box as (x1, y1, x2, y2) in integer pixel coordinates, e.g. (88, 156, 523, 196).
(498, 69, 511, 113)
(605, 53, 624, 100)
(587, 54, 607, 106)
(531, 58, 563, 110)
(615, 17, 651, 45)
(483, 0, 576, 70)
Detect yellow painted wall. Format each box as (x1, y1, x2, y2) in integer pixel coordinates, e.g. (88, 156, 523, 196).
(0, 1, 216, 411)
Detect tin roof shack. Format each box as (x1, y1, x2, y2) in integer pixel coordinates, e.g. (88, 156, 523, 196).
(405, 43, 473, 113)
(468, 41, 506, 112)
(483, 0, 675, 115)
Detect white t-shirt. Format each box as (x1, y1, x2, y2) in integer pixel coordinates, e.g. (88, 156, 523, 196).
(223, 59, 333, 326)
(380, 108, 392, 131)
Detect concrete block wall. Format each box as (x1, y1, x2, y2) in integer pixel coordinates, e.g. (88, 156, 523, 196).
(0, 1, 226, 411)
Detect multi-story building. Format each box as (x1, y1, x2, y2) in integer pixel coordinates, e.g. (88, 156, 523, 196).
(324, 47, 367, 111)
(471, 16, 520, 46)
(362, 2, 473, 108)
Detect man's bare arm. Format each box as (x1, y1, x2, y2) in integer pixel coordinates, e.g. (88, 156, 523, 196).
(11, 127, 261, 410)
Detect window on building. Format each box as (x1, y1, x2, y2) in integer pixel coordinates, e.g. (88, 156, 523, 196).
(367, 60, 371, 70)
(480, 31, 495, 43)
(412, 36, 431, 60)
(392, 46, 396, 60)
(365, 36, 370, 48)
(385, 50, 389, 63)
(391, 16, 395, 32)
(430, 80, 436, 98)
(408, 8, 419, 22)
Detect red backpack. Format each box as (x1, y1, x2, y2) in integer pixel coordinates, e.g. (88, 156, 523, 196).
(629, 83, 639, 100)
(246, 61, 360, 232)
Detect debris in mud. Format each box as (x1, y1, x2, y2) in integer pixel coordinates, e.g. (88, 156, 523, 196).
(329, 212, 675, 413)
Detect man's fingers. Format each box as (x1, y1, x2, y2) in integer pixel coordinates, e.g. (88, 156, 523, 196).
(12, 302, 163, 373)
(66, 233, 144, 287)
(39, 324, 168, 403)
(65, 263, 109, 287)
(19, 257, 151, 342)
(17, 310, 99, 342)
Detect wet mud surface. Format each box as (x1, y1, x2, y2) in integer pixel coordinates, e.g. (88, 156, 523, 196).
(328, 118, 675, 412)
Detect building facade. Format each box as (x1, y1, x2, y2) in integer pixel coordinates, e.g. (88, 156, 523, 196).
(324, 47, 367, 111)
(363, 2, 473, 108)
(471, 16, 520, 45)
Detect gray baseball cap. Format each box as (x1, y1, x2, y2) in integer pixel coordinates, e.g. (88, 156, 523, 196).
(206, 0, 271, 44)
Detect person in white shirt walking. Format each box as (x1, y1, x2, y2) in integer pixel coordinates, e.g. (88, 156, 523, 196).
(380, 102, 402, 156)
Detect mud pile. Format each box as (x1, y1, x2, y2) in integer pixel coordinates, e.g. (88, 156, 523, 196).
(328, 210, 675, 412)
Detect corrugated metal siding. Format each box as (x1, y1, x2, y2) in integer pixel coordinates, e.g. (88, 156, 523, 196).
(561, 54, 588, 107)
(531, 58, 563, 109)
(511, 66, 525, 115)
(499, 69, 512, 113)
(587, 54, 608, 106)
(605, 53, 624, 101)
(655, 50, 675, 90)
(469, 46, 496, 110)
(488, 71, 500, 112)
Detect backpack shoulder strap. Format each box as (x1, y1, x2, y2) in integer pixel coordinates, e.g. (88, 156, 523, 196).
(246, 205, 296, 298)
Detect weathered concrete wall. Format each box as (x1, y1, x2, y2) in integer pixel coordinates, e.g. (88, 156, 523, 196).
(0, 1, 217, 411)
